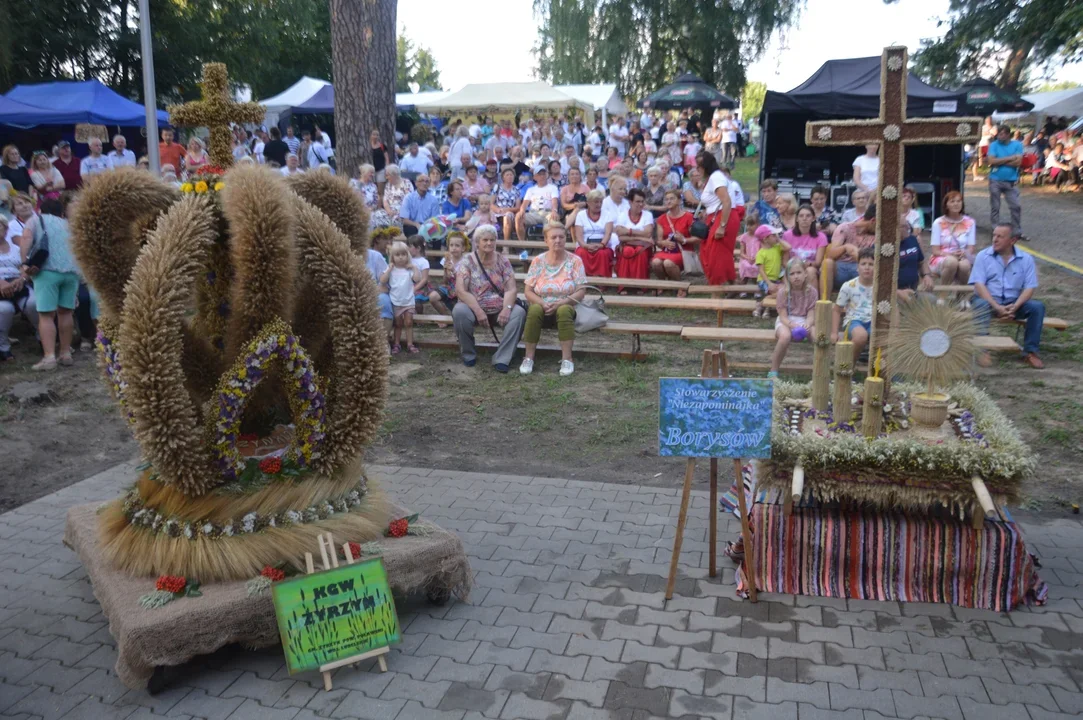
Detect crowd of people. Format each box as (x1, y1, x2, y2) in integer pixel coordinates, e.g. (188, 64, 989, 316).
(0, 104, 1053, 376)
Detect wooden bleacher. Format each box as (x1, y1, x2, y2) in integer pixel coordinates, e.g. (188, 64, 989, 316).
(680, 326, 1022, 353)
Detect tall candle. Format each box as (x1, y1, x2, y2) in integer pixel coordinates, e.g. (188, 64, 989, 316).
(810, 300, 834, 412)
(833, 340, 854, 422)
(861, 376, 884, 438)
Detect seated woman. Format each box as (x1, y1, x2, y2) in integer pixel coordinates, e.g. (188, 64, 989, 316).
(548, 159, 567, 191)
(601, 175, 630, 224)
(928, 190, 976, 287)
(573, 189, 614, 278)
(606, 146, 621, 170)
(0, 214, 37, 362)
(642, 166, 668, 216)
(520, 222, 587, 378)
(349, 163, 380, 221)
(613, 188, 655, 289)
(681, 167, 704, 210)
(29, 151, 65, 205)
(782, 205, 828, 291)
(441, 180, 473, 230)
(774, 192, 798, 231)
(560, 166, 590, 225)
(381, 164, 414, 227)
(652, 189, 694, 291)
(427, 165, 449, 206)
(585, 166, 606, 193)
(491, 168, 521, 240)
(463, 164, 490, 203)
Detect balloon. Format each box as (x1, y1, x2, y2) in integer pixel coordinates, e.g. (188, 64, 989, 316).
(419, 215, 451, 245)
(791, 325, 809, 342)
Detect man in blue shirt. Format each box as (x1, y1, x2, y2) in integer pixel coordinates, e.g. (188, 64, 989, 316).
(399, 174, 441, 237)
(969, 223, 1044, 369)
(986, 125, 1025, 241)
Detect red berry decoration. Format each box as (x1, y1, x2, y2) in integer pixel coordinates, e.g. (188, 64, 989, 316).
(258, 456, 283, 474)
(347, 542, 362, 559)
(388, 517, 409, 538)
(156, 575, 187, 594)
(259, 566, 285, 582)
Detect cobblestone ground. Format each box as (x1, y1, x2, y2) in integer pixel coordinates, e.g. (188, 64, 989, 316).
(1, 463, 1082, 720)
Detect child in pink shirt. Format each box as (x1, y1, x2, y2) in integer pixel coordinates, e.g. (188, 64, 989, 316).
(737, 214, 761, 287)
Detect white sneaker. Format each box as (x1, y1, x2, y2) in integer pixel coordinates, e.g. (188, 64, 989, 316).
(559, 360, 574, 376)
(519, 358, 534, 375)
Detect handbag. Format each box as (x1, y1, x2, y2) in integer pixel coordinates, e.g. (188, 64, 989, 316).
(473, 250, 527, 316)
(572, 285, 608, 333)
(25, 215, 50, 273)
(683, 199, 707, 275)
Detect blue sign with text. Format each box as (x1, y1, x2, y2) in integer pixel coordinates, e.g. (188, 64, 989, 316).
(658, 378, 774, 458)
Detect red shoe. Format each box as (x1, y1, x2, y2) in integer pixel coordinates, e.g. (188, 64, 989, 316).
(1023, 353, 1044, 369)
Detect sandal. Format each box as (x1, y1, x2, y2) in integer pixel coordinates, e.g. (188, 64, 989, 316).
(32, 357, 57, 372)
(58, 354, 74, 367)
(391, 344, 402, 355)
(407, 344, 420, 354)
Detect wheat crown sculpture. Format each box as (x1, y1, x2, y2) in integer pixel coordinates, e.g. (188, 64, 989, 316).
(69, 160, 387, 582)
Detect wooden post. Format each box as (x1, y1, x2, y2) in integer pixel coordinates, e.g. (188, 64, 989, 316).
(833, 340, 854, 422)
(861, 376, 884, 438)
(733, 458, 758, 603)
(666, 350, 711, 600)
(971, 475, 996, 529)
(791, 464, 805, 505)
(708, 351, 721, 579)
(811, 300, 833, 411)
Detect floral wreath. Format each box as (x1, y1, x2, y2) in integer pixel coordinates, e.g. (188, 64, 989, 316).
(97, 329, 135, 426)
(209, 318, 327, 481)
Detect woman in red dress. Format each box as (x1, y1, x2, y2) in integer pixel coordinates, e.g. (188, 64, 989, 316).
(652, 189, 695, 295)
(571, 189, 614, 277)
(695, 151, 738, 284)
(614, 188, 655, 290)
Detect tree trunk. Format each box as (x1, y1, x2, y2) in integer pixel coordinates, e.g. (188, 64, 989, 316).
(999, 38, 1035, 92)
(329, 0, 397, 175)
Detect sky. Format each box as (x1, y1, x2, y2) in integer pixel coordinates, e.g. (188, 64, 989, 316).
(397, 0, 1083, 95)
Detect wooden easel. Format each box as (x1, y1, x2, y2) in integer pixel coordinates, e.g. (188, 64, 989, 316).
(665, 350, 759, 603)
(305, 533, 389, 691)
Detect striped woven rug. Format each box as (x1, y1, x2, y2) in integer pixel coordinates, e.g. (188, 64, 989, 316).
(741, 499, 1046, 611)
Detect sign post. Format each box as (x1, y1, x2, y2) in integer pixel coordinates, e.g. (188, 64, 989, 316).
(659, 350, 773, 603)
(272, 533, 400, 691)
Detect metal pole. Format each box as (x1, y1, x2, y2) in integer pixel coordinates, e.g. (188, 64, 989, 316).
(139, 0, 160, 174)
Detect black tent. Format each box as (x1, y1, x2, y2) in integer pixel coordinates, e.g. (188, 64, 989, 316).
(638, 73, 737, 111)
(759, 56, 970, 210)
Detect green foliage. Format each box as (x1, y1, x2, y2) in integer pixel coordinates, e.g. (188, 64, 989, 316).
(1034, 80, 1082, 92)
(741, 81, 767, 121)
(397, 34, 442, 94)
(890, 0, 1083, 91)
(533, 0, 804, 99)
(0, 0, 331, 104)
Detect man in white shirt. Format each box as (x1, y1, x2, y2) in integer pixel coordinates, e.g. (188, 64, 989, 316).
(559, 144, 584, 176)
(280, 153, 304, 176)
(307, 138, 330, 170)
(108, 134, 136, 168)
(313, 123, 333, 156)
(516, 165, 559, 241)
(400, 143, 433, 176)
(640, 111, 653, 132)
(80, 138, 113, 178)
(609, 117, 629, 157)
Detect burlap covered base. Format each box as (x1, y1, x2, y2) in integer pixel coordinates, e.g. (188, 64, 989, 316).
(63, 502, 472, 689)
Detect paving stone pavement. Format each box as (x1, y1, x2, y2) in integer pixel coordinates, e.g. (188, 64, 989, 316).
(2, 461, 1083, 720)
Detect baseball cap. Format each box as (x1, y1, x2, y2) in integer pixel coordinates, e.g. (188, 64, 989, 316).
(533, 165, 548, 175)
(57, 140, 70, 148)
(754, 224, 780, 241)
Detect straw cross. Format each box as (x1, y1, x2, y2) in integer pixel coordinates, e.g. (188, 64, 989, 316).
(805, 46, 981, 371)
(168, 63, 265, 168)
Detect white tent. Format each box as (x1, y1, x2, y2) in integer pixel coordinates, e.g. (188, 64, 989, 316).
(556, 84, 627, 128)
(395, 90, 452, 110)
(258, 76, 330, 126)
(414, 81, 594, 115)
(993, 87, 1083, 124)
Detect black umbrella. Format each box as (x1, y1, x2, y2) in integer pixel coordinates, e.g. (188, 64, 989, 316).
(638, 73, 737, 111)
(956, 78, 1034, 113)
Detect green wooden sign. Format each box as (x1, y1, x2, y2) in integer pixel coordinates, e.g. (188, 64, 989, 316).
(272, 556, 401, 674)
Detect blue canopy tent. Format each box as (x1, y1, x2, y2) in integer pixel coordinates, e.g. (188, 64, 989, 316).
(292, 84, 334, 114)
(0, 96, 86, 126)
(4, 79, 168, 126)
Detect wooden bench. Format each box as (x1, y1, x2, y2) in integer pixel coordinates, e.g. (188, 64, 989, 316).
(1002, 317, 1069, 331)
(413, 314, 683, 358)
(427, 270, 690, 294)
(680, 326, 1021, 353)
(496, 239, 548, 250)
(688, 283, 976, 297)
